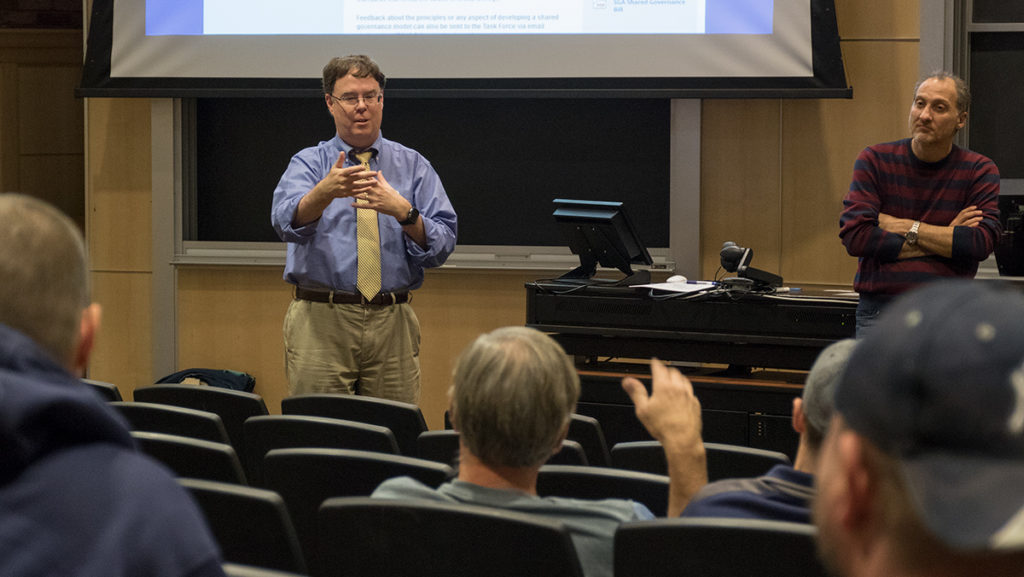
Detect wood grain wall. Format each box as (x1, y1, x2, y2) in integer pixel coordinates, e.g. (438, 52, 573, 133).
(81, 0, 921, 428)
(0, 30, 83, 228)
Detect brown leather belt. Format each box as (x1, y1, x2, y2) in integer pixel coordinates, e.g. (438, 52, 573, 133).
(294, 287, 411, 306)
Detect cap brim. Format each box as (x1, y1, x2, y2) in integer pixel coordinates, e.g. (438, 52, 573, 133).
(901, 451, 1024, 551)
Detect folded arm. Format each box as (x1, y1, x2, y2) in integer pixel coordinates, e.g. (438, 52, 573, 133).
(878, 206, 982, 259)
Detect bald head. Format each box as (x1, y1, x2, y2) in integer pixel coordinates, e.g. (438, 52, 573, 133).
(0, 194, 89, 368)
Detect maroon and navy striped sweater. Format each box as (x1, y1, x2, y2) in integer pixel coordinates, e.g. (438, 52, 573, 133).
(839, 138, 1000, 296)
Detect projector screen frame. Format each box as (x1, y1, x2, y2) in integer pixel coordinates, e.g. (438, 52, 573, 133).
(79, 0, 851, 99)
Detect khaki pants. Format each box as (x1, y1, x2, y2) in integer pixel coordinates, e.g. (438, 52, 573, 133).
(283, 298, 421, 403)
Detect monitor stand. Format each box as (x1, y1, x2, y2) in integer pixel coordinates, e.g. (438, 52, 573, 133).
(555, 266, 651, 287)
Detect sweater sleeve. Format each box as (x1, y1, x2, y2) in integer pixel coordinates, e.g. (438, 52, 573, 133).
(839, 148, 905, 262)
(950, 157, 1001, 262)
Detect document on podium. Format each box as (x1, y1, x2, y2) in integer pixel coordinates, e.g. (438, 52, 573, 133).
(634, 281, 717, 294)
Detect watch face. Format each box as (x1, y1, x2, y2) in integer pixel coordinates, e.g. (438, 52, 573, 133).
(906, 221, 920, 244)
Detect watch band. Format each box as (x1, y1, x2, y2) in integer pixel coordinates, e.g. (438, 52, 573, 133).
(399, 207, 419, 226)
(906, 220, 921, 245)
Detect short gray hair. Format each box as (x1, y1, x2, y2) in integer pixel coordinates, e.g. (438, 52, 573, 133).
(916, 70, 971, 115)
(802, 338, 858, 449)
(0, 194, 88, 366)
(450, 327, 580, 468)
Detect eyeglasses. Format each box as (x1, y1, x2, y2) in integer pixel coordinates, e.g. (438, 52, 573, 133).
(327, 91, 382, 107)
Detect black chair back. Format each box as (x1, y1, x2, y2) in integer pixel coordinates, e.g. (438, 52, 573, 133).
(568, 413, 611, 467)
(611, 440, 791, 481)
(704, 442, 791, 481)
(610, 440, 666, 476)
(243, 414, 399, 486)
(180, 479, 307, 575)
(316, 497, 584, 577)
(415, 429, 460, 465)
(537, 464, 669, 517)
(82, 378, 123, 401)
(263, 448, 454, 565)
(133, 384, 268, 452)
(111, 401, 231, 445)
(614, 517, 828, 577)
(132, 431, 247, 485)
(549, 440, 588, 465)
(282, 393, 427, 456)
(416, 430, 587, 467)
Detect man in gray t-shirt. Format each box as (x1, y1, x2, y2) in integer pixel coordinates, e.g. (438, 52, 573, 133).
(373, 326, 707, 577)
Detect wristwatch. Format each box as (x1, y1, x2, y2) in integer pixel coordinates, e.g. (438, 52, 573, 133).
(906, 220, 921, 245)
(398, 206, 419, 226)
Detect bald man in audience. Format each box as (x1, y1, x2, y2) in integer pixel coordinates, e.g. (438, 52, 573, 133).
(0, 194, 225, 577)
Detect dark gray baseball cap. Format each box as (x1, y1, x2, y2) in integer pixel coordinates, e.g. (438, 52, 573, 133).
(835, 280, 1024, 551)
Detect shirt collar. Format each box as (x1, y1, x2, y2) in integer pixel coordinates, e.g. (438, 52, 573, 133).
(336, 133, 384, 161)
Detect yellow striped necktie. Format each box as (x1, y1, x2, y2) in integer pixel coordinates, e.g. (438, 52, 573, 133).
(354, 151, 381, 301)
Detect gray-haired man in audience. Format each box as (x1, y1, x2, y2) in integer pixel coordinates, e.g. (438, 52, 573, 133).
(373, 326, 707, 577)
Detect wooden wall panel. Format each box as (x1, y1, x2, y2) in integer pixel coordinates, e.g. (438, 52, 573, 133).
(835, 0, 919, 40)
(780, 41, 919, 285)
(176, 266, 294, 414)
(18, 64, 83, 155)
(87, 270, 153, 395)
(19, 154, 84, 224)
(700, 100, 782, 279)
(0, 62, 18, 191)
(85, 98, 153, 389)
(86, 98, 152, 271)
(0, 31, 82, 226)
(0, 30, 80, 64)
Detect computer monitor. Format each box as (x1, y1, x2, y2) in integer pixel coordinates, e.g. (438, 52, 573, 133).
(553, 199, 653, 286)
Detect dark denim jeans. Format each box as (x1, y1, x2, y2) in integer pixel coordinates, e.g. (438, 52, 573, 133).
(855, 292, 895, 338)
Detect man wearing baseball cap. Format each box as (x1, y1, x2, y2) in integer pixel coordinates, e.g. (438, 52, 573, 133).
(813, 279, 1024, 577)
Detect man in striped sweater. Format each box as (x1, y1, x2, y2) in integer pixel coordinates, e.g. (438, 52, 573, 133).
(839, 71, 1001, 336)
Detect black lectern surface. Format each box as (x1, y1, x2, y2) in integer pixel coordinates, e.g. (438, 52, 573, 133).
(526, 282, 856, 371)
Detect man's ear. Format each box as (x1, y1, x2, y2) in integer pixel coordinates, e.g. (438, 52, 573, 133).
(792, 397, 807, 434)
(72, 303, 102, 377)
(447, 401, 458, 432)
(836, 430, 874, 531)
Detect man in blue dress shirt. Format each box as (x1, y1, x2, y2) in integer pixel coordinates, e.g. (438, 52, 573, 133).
(272, 54, 457, 403)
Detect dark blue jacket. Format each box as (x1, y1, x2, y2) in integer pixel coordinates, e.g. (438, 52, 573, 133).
(0, 324, 225, 577)
(680, 464, 815, 524)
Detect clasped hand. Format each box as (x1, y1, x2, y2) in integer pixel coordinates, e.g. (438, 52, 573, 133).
(323, 150, 408, 219)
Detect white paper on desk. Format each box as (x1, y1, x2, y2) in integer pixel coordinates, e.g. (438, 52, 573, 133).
(633, 281, 717, 294)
